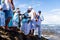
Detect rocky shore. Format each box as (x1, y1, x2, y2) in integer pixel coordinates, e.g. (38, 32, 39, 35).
(0, 27, 48, 40)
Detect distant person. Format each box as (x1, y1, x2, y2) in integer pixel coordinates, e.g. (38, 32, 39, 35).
(28, 6, 36, 35)
(0, 5, 5, 28)
(2, 0, 15, 29)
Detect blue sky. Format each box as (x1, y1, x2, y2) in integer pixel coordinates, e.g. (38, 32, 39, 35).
(14, 0, 41, 13)
(13, 0, 60, 24)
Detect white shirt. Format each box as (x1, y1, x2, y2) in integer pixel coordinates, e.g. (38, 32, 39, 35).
(2, 0, 12, 10)
(29, 9, 35, 20)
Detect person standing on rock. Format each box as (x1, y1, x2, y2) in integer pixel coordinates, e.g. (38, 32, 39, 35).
(34, 11, 44, 39)
(28, 6, 36, 35)
(2, 0, 15, 29)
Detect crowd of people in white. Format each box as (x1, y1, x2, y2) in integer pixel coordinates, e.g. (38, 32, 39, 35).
(0, 0, 44, 39)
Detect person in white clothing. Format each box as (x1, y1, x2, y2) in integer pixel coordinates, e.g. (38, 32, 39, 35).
(28, 6, 36, 35)
(8, 8, 20, 31)
(34, 11, 44, 39)
(28, 6, 36, 20)
(2, 0, 15, 29)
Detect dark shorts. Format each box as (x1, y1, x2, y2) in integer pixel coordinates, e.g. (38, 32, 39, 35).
(3, 9, 13, 20)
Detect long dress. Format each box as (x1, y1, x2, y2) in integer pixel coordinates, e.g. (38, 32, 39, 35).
(8, 13, 19, 27)
(21, 12, 31, 35)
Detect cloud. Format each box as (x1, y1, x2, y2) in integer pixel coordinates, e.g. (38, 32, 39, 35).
(42, 9, 60, 24)
(50, 9, 60, 12)
(31, 2, 41, 7)
(42, 14, 60, 24)
(49, 9, 60, 15)
(13, 0, 18, 5)
(18, 4, 28, 8)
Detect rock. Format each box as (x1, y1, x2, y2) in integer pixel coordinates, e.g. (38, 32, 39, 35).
(0, 28, 48, 40)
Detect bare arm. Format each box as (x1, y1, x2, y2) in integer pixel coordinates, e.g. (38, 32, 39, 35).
(8, 0, 15, 10)
(11, 0, 15, 10)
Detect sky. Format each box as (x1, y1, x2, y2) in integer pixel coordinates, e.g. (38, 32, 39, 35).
(13, 0, 60, 25)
